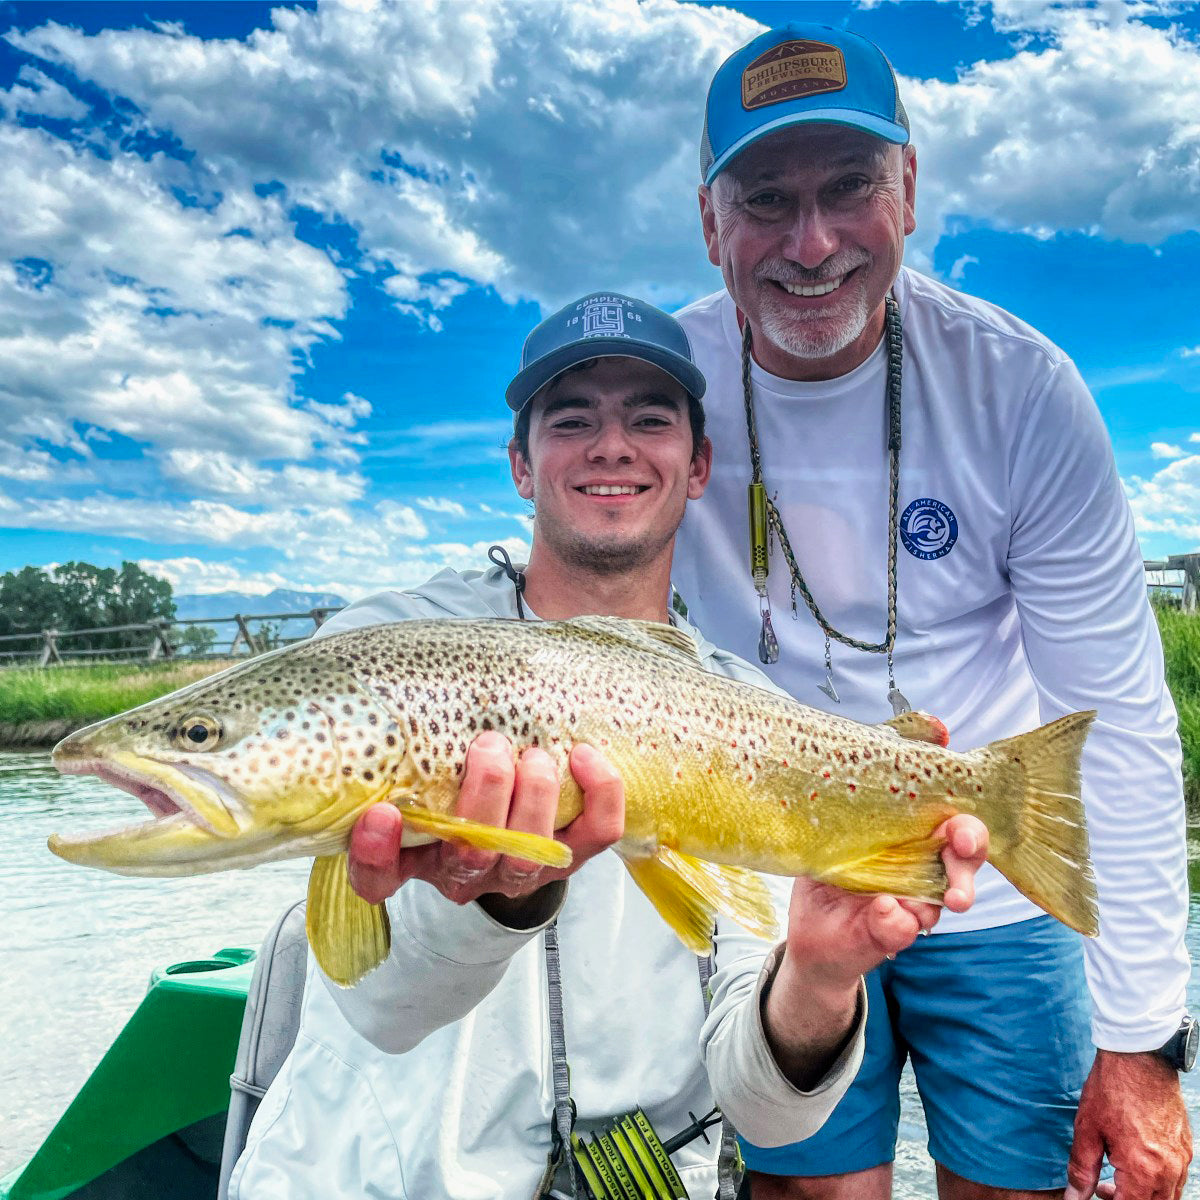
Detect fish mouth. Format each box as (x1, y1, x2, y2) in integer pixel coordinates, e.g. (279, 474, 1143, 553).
(48, 747, 248, 876)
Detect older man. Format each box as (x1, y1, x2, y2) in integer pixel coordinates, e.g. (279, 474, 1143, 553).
(229, 293, 988, 1200)
(671, 22, 1193, 1200)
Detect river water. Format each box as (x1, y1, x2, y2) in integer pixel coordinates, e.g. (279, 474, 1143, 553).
(2, 750, 1198, 1195)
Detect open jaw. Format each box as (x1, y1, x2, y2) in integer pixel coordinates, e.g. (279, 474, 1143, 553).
(48, 752, 249, 875)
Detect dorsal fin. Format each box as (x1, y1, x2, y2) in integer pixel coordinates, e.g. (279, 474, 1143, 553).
(561, 615, 703, 664)
(881, 710, 950, 747)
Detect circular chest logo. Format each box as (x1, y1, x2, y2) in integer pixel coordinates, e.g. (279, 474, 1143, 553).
(900, 498, 958, 560)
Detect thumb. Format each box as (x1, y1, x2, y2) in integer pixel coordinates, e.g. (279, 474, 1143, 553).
(1063, 1120, 1104, 1200)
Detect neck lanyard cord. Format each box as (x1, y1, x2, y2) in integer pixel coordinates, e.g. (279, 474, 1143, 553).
(741, 297, 904, 699)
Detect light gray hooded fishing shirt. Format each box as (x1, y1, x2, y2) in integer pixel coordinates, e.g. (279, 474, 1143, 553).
(229, 564, 865, 1200)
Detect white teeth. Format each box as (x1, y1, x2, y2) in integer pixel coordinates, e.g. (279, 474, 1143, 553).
(581, 485, 642, 495)
(781, 275, 844, 297)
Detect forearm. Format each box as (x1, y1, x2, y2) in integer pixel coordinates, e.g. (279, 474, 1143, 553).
(701, 940, 866, 1148)
(319, 878, 564, 1052)
(762, 950, 863, 1090)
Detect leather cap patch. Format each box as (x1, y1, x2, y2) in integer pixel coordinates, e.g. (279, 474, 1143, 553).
(741, 40, 847, 110)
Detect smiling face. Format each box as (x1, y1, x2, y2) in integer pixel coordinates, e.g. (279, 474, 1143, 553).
(509, 356, 711, 580)
(700, 124, 916, 381)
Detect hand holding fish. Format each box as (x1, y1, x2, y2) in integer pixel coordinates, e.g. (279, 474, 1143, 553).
(761, 814, 989, 1088)
(347, 732, 624, 916)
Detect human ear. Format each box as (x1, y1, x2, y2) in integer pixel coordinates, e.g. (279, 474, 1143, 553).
(687, 437, 713, 499)
(699, 186, 722, 268)
(902, 146, 917, 237)
(509, 440, 534, 500)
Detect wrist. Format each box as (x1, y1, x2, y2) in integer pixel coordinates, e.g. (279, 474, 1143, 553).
(1093, 1047, 1184, 1085)
(774, 951, 861, 1015)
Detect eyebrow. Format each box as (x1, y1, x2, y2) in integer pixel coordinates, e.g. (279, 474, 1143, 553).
(738, 151, 885, 186)
(541, 393, 683, 417)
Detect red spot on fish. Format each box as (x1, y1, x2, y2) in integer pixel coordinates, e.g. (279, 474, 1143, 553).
(907, 791, 917, 799)
(822, 770, 831, 779)
(889, 784, 901, 794)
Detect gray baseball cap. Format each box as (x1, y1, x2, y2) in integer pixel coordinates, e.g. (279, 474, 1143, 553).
(505, 292, 706, 413)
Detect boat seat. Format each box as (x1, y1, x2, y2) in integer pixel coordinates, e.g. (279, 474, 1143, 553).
(217, 898, 309, 1200)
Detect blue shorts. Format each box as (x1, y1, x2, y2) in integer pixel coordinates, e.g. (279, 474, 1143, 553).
(742, 916, 1095, 1190)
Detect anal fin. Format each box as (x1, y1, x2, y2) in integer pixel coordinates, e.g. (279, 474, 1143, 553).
(398, 805, 572, 869)
(620, 847, 779, 954)
(307, 853, 391, 988)
(814, 833, 948, 904)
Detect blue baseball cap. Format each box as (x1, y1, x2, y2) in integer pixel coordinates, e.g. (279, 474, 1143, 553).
(505, 292, 706, 413)
(700, 23, 909, 185)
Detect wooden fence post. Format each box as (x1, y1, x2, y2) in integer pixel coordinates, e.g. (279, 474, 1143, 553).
(1166, 553, 1200, 613)
(40, 629, 62, 667)
(148, 620, 175, 661)
(231, 614, 261, 656)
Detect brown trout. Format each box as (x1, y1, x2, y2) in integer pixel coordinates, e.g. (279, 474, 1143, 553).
(50, 616, 1098, 985)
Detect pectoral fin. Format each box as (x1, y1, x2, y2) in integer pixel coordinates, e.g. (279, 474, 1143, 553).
(814, 833, 948, 904)
(306, 853, 391, 988)
(398, 805, 572, 869)
(620, 847, 779, 954)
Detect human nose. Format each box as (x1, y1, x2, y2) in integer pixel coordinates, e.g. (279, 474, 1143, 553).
(779, 204, 839, 269)
(586, 420, 636, 462)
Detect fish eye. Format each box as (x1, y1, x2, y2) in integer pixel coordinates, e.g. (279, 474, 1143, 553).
(173, 714, 222, 752)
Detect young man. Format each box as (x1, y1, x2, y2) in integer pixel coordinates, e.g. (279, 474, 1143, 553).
(671, 22, 1193, 1200)
(228, 292, 987, 1200)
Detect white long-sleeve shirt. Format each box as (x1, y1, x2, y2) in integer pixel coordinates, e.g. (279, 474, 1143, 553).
(229, 565, 865, 1200)
(673, 268, 1190, 1052)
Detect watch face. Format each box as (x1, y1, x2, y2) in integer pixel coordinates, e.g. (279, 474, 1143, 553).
(1184, 1017, 1199, 1072)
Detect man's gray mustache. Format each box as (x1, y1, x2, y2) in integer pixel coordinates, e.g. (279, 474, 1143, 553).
(753, 255, 870, 286)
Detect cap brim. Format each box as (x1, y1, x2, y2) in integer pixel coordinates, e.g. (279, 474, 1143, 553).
(505, 338, 706, 412)
(705, 109, 909, 186)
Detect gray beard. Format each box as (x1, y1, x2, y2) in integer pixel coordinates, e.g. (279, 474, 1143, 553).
(752, 252, 872, 362)
(757, 288, 871, 361)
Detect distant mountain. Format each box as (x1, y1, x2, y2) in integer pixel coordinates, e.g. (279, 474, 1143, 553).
(173, 588, 348, 623)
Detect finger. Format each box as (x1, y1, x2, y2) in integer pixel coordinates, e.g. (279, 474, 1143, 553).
(347, 804, 406, 904)
(493, 747, 560, 894)
(895, 897, 941, 934)
(1095, 1182, 1115, 1200)
(1064, 1124, 1104, 1200)
(865, 893, 922, 959)
(443, 732, 515, 877)
(561, 743, 625, 861)
(938, 814, 988, 911)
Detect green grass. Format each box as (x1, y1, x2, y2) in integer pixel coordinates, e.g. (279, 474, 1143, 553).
(1155, 603, 1200, 810)
(0, 659, 236, 727)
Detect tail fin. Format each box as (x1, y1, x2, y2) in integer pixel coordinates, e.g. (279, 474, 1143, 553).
(983, 711, 1099, 937)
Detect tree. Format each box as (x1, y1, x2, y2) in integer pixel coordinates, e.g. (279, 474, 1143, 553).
(179, 625, 218, 656)
(0, 561, 176, 655)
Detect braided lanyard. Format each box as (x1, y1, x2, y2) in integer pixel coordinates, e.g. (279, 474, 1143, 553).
(487, 545, 738, 1198)
(742, 296, 910, 716)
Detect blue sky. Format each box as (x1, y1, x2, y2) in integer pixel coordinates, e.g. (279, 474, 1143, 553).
(0, 0, 1197, 601)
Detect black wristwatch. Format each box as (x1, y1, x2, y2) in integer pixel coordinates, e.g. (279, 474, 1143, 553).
(1155, 1014, 1198, 1071)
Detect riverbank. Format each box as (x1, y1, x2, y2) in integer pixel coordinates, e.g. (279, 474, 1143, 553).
(0, 660, 236, 748)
